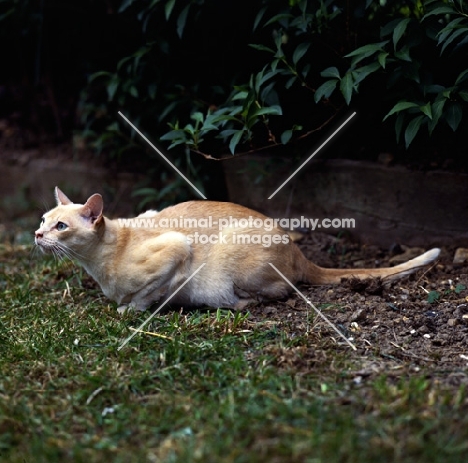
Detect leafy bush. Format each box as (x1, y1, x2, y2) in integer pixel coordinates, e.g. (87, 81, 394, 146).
(315, 0, 468, 147)
(2, 0, 467, 205)
(80, 0, 468, 164)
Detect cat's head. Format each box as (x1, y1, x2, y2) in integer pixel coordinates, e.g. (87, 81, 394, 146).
(35, 187, 104, 260)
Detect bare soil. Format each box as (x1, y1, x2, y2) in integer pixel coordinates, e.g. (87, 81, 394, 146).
(248, 232, 468, 388)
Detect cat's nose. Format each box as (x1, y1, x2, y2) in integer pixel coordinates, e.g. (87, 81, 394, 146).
(35, 231, 43, 239)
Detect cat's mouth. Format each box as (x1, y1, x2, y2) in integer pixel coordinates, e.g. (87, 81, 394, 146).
(35, 239, 51, 253)
(35, 237, 78, 261)
(35, 236, 59, 254)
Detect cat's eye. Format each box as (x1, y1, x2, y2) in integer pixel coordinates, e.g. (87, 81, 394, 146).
(56, 222, 68, 231)
(40, 217, 45, 226)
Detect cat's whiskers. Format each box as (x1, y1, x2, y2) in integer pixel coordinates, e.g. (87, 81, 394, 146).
(54, 242, 87, 261)
(33, 239, 78, 264)
(29, 243, 41, 262)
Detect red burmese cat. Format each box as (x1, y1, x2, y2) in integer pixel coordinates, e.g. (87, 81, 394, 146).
(35, 187, 440, 312)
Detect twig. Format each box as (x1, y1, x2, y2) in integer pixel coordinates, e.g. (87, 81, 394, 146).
(129, 327, 181, 343)
(190, 109, 343, 162)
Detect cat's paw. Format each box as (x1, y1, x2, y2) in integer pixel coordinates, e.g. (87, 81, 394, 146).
(117, 304, 134, 314)
(117, 303, 147, 314)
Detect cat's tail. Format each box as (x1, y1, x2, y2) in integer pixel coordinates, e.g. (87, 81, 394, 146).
(304, 248, 440, 284)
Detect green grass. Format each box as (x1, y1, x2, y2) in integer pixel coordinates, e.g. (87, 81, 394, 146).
(1, 244, 467, 462)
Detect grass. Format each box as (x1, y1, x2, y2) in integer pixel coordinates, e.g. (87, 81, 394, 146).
(1, 243, 468, 462)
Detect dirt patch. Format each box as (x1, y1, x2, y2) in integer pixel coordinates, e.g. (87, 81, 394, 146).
(248, 232, 468, 387)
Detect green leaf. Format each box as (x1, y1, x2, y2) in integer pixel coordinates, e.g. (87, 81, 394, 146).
(106, 122, 119, 131)
(88, 71, 111, 82)
(148, 83, 157, 100)
(177, 4, 190, 38)
(340, 73, 354, 105)
(160, 129, 187, 141)
(423, 6, 455, 20)
(253, 105, 283, 117)
(165, 0, 176, 20)
(393, 19, 411, 50)
(118, 0, 135, 13)
(442, 88, 452, 98)
(253, 7, 267, 31)
(351, 62, 381, 86)
(314, 80, 338, 102)
(427, 290, 440, 304)
(419, 102, 432, 119)
(428, 98, 446, 134)
(455, 69, 468, 85)
(117, 55, 132, 71)
(107, 76, 119, 101)
(378, 52, 389, 69)
(344, 41, 389, 67)
(285, 76, 297, 89)
(381, 19, 400, 38)
(394, 46, 412, 62)
(458, 90, 468, 102)
(395, 112, 405, 143)
(345, 41, 388, 59)
(445, 103, 463, 131)
(281, 130, 293, 145)
(231, 91, 249, 101)
(455, 283, 466, 294)
(260, 81, 277, 104)
(441, 28, 468, 54)
(0, 8, 14, 22)
(292, 42, 310, 66)
(254, 68, 279, 94)
(424, 84, 445, 94)
(320, 67, 340, 79)
(383, 101, 419, 121)
(191, 112, 204, 125)
(436, 17, 465, 45)
(249, 43, 275, 54)
(264, 13, 294, 27)
(158, 101, 177, 122)
(129, 86, 138, 98)
(404, 115, 425, 148)
(229, 130, 244, 154)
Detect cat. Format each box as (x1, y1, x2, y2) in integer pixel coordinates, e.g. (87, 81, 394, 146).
(35, 187, 440, 312)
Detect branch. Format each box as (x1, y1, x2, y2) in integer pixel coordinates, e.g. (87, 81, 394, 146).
(190, 107, 344, 161)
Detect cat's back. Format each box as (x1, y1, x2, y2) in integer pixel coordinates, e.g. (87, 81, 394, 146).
(155, 200, 268, 221)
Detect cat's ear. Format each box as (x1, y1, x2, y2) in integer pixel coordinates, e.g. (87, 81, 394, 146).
(55, 187, 73, 205)
(82, 194, 103, 224)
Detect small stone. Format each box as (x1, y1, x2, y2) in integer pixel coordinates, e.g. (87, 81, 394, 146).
(353, 376, 363, 385)
(350, 308, 367, 322)
(377, 152, 394, 166)
(353, 260, 367, 268)
(264, 306, 277, 314)
(453, 248, 468, 265)
(448, 318, 458, 327)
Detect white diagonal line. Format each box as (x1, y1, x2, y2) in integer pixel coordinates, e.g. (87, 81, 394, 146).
(118, 111, 207, 199)
(268, 263, 357, 350)
(268, 111, 356, 199)
(118, 263, 206, 350)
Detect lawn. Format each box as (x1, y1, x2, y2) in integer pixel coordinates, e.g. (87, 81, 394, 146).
(1, 241, 467, 462)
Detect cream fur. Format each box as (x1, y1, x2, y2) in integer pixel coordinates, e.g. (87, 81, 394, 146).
(34, 187, 441, 311)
